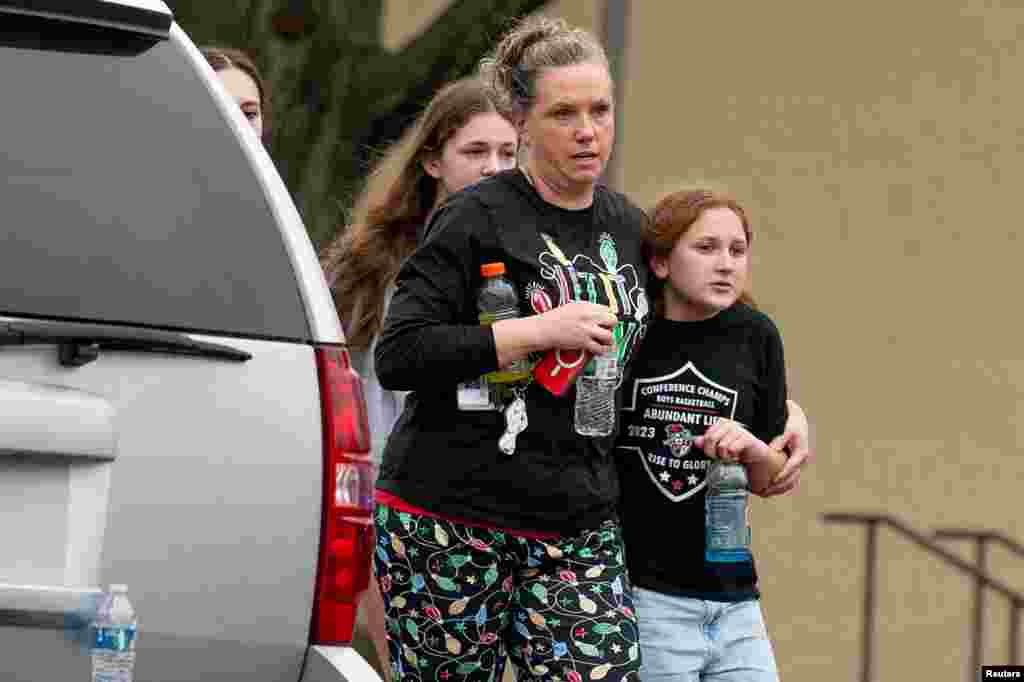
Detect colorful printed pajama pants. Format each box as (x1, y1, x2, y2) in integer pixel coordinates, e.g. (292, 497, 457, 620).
(373, 504, 642, 682)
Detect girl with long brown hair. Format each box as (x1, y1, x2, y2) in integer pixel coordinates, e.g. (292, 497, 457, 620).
(320, 77, 517, 681)
(321, 77, 517, 457)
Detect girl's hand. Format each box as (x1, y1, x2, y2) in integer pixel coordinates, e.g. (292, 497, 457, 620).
(694, 419, 769, 464)
(696, 419, 787, 495)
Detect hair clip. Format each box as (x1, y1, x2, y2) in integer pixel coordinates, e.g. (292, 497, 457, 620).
(510, 65, 531, 100)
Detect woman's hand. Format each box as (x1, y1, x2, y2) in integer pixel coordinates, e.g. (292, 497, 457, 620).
(762, 399, 813, 497)
(537, 302, 617, 354)
(492, 302, 616, 368)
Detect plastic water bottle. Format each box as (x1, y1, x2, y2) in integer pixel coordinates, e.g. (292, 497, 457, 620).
(704, 461, 753, 563)
(573, 338, 618, 437)
(458, 262, 529, 410)
(90, 584, 137, 682)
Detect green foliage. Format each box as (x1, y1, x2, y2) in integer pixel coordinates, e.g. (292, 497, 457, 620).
(166, 0, 547, 247)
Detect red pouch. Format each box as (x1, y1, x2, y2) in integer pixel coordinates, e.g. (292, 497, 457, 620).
(532, 348, 591, 397)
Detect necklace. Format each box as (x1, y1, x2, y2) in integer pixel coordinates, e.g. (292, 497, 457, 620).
(520, 166, 538, 189)
(521, 166, 598, 302)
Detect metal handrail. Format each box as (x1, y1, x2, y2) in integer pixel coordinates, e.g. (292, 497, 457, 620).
(933, 527, 1024, 681)
(822, 512, 1024, 682)
(935, 528, 1024, 561)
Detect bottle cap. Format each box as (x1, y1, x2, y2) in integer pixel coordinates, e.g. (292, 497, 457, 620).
(480, 262, 505, 277)
(109, 584, 128, 594)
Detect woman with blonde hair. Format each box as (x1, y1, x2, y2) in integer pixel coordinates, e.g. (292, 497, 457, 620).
(373, 15, 647, 682)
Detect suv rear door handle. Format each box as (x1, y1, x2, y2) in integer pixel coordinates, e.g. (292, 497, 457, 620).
(0, 380, 115, 460)
(0, 583, 103, 629)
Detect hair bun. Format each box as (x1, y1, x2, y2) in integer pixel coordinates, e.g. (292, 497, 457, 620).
(478, 15, 608, 114)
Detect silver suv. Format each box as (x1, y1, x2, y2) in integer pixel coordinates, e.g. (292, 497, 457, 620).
(0, 2, 379, 680)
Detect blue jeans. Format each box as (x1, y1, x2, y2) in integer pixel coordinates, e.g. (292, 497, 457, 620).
(633, 586, 779, 681)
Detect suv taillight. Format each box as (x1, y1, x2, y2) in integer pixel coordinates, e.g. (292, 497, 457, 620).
(312, 346, 375, 645)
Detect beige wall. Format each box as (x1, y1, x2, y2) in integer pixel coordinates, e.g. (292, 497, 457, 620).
(621, 2, 1024, 681)
(380, 1, 1024, 680)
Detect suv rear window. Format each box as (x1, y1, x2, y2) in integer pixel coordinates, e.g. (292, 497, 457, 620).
(0, 14, 311, 341)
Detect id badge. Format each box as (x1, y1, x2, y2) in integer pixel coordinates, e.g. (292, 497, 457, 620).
(456, 376, 497, 411)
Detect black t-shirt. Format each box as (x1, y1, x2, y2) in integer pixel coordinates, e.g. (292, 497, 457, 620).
(616, 304, 787, 600)
(375, 170, 650, 534)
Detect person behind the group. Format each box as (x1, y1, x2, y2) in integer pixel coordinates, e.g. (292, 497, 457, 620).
(321, 76, 518, 459)
(372, 15, 648, 682)
(616, 187, 791, 681)
(319, 76, 518, 680)
(201, 46, 269, 142)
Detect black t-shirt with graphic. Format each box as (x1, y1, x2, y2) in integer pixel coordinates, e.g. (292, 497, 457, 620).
(376, 170, 650, 535)
(616, 304, 787, 601)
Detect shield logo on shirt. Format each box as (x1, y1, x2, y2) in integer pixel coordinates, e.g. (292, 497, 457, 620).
(617, 362, 738, 502)
(664, 423, 694, 458)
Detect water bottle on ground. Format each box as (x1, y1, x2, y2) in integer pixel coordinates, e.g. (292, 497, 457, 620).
(704, 461, 753, 563)
(458, 262, 529, 410)
(90, 584, 137, 682)
(574, 337, 618, 437)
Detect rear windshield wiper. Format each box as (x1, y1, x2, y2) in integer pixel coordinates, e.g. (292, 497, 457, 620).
(0, 319, 252, 367)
